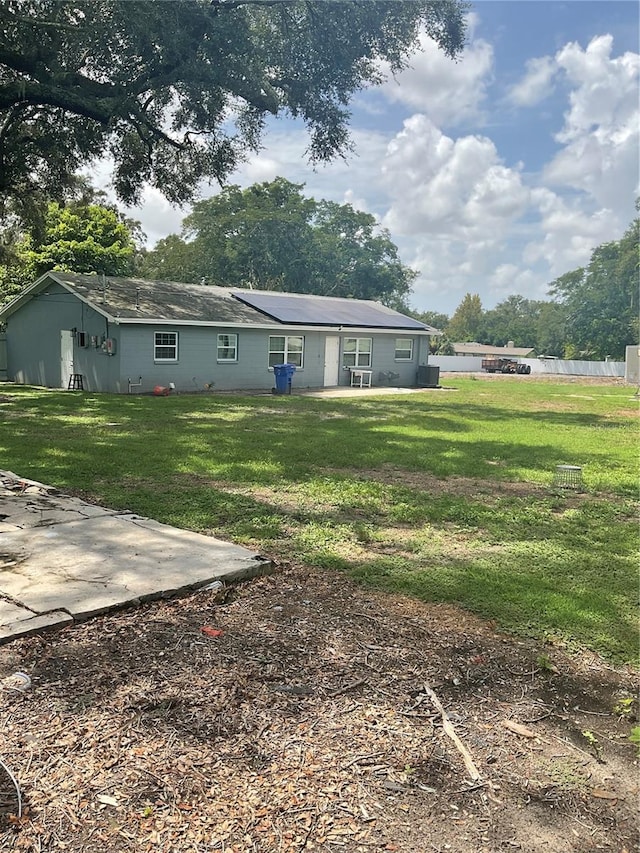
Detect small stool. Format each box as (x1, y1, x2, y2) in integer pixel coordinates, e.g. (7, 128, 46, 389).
(68, 373, 84, 390)
(552, 465, 583, 490)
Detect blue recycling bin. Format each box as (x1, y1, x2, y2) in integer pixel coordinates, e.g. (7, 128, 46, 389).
(273, 363, 296, 395)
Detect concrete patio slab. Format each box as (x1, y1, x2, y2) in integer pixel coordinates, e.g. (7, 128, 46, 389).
(0, 471, 271, 641)
(0, 598, 73, 642)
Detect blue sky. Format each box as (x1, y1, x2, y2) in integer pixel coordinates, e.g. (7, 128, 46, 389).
(118, 1, 640, 316)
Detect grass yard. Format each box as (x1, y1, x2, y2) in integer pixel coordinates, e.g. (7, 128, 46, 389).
(0, 376, 637, 662)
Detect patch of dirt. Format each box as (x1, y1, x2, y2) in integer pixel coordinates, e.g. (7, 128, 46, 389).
(328, 466, 549, 500)
(0, 566, 637, 853)
(167, 469, 550, 506)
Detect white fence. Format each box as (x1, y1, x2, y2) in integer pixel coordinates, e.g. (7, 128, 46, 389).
(429, 355, 626, 378)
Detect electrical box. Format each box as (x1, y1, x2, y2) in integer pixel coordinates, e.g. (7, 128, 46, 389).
(77, 332, 88, 347)
(103, 337, 117, 355)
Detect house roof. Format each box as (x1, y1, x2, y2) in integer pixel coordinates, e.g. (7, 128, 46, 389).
(4, 272, 269, 325)
(0, 271, 437, 333)
(452, 342, 535, 357)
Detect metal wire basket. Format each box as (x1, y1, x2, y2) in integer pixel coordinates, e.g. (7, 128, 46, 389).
(552, 465, 583, 490)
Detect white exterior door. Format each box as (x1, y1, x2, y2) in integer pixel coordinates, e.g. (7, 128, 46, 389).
(323, 335, 340, 386)
(60, 330, 74, 389)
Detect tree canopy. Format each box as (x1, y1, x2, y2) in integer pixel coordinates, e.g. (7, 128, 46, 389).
(0, 199, 138, 304)
(445, 292, 484, 342)
(0, 0, 467, 225)
(549, 215, 639, 360)
(483, 295, 542, 348)
(138, 178, 418, 307)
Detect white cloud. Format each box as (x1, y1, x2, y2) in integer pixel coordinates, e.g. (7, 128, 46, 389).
(488, 264, 540, 303)
(524, 188, 620, 278)
(232, 124, 393, 221)
(543, 35, 640, 210)
(241, 156, 280, 185)
(507, 55, 557, 106)
(380, 16, 494, 127)
(125, 187, 190, 246)
(381, 115, 529, 240)
(377, 115, 537, 312)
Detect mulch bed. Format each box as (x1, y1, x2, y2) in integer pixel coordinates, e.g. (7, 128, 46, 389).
(0, 565, 637, 852)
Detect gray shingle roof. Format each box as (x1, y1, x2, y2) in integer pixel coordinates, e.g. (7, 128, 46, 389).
(1, 271, 436, 333)
(452, 342, 535, 357)
(47, 272, 269, 324)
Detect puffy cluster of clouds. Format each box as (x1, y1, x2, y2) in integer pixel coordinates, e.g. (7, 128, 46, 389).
(381, 116, 529, 240)
(543, 35, 639, 209)
(373, 24, 639, 311)
(380, 14, 494, 128)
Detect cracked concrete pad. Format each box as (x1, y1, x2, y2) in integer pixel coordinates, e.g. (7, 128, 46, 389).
(0, 514, 268, 620)
(0, 599, 73, 641)
(0, 494, 120, 529)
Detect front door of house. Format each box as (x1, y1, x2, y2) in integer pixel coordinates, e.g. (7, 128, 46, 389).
(323, 335, 340, 386)
(60, 330, 74, 388)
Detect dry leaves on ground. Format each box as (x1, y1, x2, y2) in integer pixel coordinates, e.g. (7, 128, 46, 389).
(0, 566, 637, 853)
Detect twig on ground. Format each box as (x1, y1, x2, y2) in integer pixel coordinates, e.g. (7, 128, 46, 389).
(342, 751, 385, 770)
(328, 678, 367, 698)
(0, 755, 22, 817)
(422, 683, 482, 782)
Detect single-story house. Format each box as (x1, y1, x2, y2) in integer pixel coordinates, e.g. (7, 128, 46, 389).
(452, 342, 535, 358)
(0, 271, 440, 393)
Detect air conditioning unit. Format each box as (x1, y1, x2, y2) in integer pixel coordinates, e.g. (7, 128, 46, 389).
(417, 365, 440, 388)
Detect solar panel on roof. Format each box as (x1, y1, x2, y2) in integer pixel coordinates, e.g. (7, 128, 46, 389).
(231, 291, 428, 329)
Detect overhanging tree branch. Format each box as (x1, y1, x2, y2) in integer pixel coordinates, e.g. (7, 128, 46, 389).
(0, 0, 467, 221)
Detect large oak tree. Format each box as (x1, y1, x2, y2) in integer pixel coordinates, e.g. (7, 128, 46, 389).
(0, 0, 466, 225)
(138, 177, 418, 307)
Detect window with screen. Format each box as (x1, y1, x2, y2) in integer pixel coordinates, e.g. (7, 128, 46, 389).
(154, 331, 178, 361)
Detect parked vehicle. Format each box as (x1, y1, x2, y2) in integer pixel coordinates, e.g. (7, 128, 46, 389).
(481, 357, 531, 375)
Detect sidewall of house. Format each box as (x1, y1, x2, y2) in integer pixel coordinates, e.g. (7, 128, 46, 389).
(118, 328, 426, 393)
(5, 283, 119, 390)
(118, 326, 329, 393)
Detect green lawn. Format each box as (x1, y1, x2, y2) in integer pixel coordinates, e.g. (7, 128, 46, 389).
(1, 378, 637, 662)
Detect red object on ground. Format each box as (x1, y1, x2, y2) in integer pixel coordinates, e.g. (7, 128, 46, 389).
(200, 627, 224, 638)
(153, 385, 170, 396)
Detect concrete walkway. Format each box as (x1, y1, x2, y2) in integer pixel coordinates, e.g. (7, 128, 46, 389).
(0, 471, 270, 642)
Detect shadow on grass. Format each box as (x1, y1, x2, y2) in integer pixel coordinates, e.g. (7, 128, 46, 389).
(2, 390, 624, 488)
(348, 551, 637, 664)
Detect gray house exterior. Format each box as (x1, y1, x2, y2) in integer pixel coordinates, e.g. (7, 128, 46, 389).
(0, 272, 438, 394)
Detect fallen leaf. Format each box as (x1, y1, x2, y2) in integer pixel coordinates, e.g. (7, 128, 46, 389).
(591, 788, 621, 801)
(502, 720, 536, 738)
(200, 627, 224, 638)
(96, 794, 118, 807)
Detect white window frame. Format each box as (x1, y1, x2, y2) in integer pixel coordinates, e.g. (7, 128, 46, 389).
(394, 338, 414, 361)
(217, 333, 238, 362)
(343, 337, 372, 368)
(154, 330, 178, 362)
(268, 335, 304, 369)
